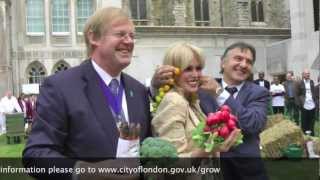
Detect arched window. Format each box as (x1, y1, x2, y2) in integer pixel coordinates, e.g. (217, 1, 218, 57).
(53, 60, 70, 74)
(251, 0, 264, 22)
(27, 62, 46, 84)
(194, 0, 210, 26)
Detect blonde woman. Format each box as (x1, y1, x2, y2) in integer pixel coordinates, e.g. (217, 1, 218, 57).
(152, 42, 240, 158)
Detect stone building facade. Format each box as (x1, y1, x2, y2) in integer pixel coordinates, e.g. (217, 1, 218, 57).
(0, 0, 293, 96)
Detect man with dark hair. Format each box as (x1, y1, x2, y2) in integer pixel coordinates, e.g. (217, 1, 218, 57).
(200, 42, 269, 180)
(152, 42, 269, 180)
(254, 71, 270, 90)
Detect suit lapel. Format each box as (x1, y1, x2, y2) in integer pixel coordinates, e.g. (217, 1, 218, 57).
(81, 61, 119, 153)
(235, 81, 249, 104)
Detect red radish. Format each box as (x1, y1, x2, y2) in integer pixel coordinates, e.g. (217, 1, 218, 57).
(220, 105, 231, 113)
(227, 119, 236, 130)
(221, 111, 230, 121)
(215, 111, 224, 120)
(206, 115, 220, 126)
(218, 126, 230, 139)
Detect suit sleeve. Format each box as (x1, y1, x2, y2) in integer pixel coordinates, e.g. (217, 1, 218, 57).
(224, 88, 269, 135)
(294, 81, 303, 107)
(22, 77, 76, 179)
(151, 93, 192, 157)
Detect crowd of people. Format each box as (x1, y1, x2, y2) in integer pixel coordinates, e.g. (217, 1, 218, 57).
(253, 70, 319, 136)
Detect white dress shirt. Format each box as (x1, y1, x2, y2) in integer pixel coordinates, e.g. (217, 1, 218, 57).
(259, 80, 265, 87)
(216, 79, 245, 106)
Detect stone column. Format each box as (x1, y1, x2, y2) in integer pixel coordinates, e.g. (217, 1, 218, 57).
(0, 0, 10, 95)
(237, 0, 250, 27)
(45, 0, 50, 47)
(210, 0, 222, 26)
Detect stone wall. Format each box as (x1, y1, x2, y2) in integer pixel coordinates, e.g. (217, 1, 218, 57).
(151, 0, 175, 26)
(265, 0, 290, 28)
(222, 0, 239, 27)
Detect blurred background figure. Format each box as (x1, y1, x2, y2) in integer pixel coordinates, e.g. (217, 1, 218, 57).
(254, 71, 270, 90)
(270, 76, 285, 114)
(296, 69, 316, 136)
(283, 71, 299, 124)
(314, 75, 319, 122)
(0, 91, 22, 134)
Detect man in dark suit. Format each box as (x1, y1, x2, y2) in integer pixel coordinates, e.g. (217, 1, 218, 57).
(200, 42, 269, 180)
(23, 7, 149, 180)
(295, 69, 317, 136)
(254, 71, 270, 90)
(153, 42, 269, 180)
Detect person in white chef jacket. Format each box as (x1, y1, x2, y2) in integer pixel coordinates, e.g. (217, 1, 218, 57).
(270, 76, 286, 114)
(0, 91, 22, 134)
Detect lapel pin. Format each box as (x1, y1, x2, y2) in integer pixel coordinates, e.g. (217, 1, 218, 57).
(130, 90, 134, 97)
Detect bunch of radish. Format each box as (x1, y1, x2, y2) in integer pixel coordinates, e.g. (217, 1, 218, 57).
(192, 105, 243, 152)
(204, 105, 238, 139)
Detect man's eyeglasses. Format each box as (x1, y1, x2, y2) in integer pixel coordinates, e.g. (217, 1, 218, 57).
(109, 31, 135, 40)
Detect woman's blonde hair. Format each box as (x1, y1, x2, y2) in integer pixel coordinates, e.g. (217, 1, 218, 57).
(163, 42, 205, 71)
(83, 7, 131, 57)
(163, 42, 205, 103)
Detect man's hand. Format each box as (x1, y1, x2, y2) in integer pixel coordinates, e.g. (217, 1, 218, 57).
(199, 76, 221, 97)
(151, 65, 176, 89)
(191, 129, 241, 158)
(215, 128, 241, 153)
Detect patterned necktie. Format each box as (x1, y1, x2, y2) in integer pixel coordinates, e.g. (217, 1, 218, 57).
(225, 87, 238, 95)
(108, 79, 126, 123)
(109, 79, 119, 97)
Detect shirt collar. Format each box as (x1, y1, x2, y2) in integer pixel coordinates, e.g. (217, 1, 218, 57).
(91, 59, 121, 85)
(221, 79, 245, 92)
